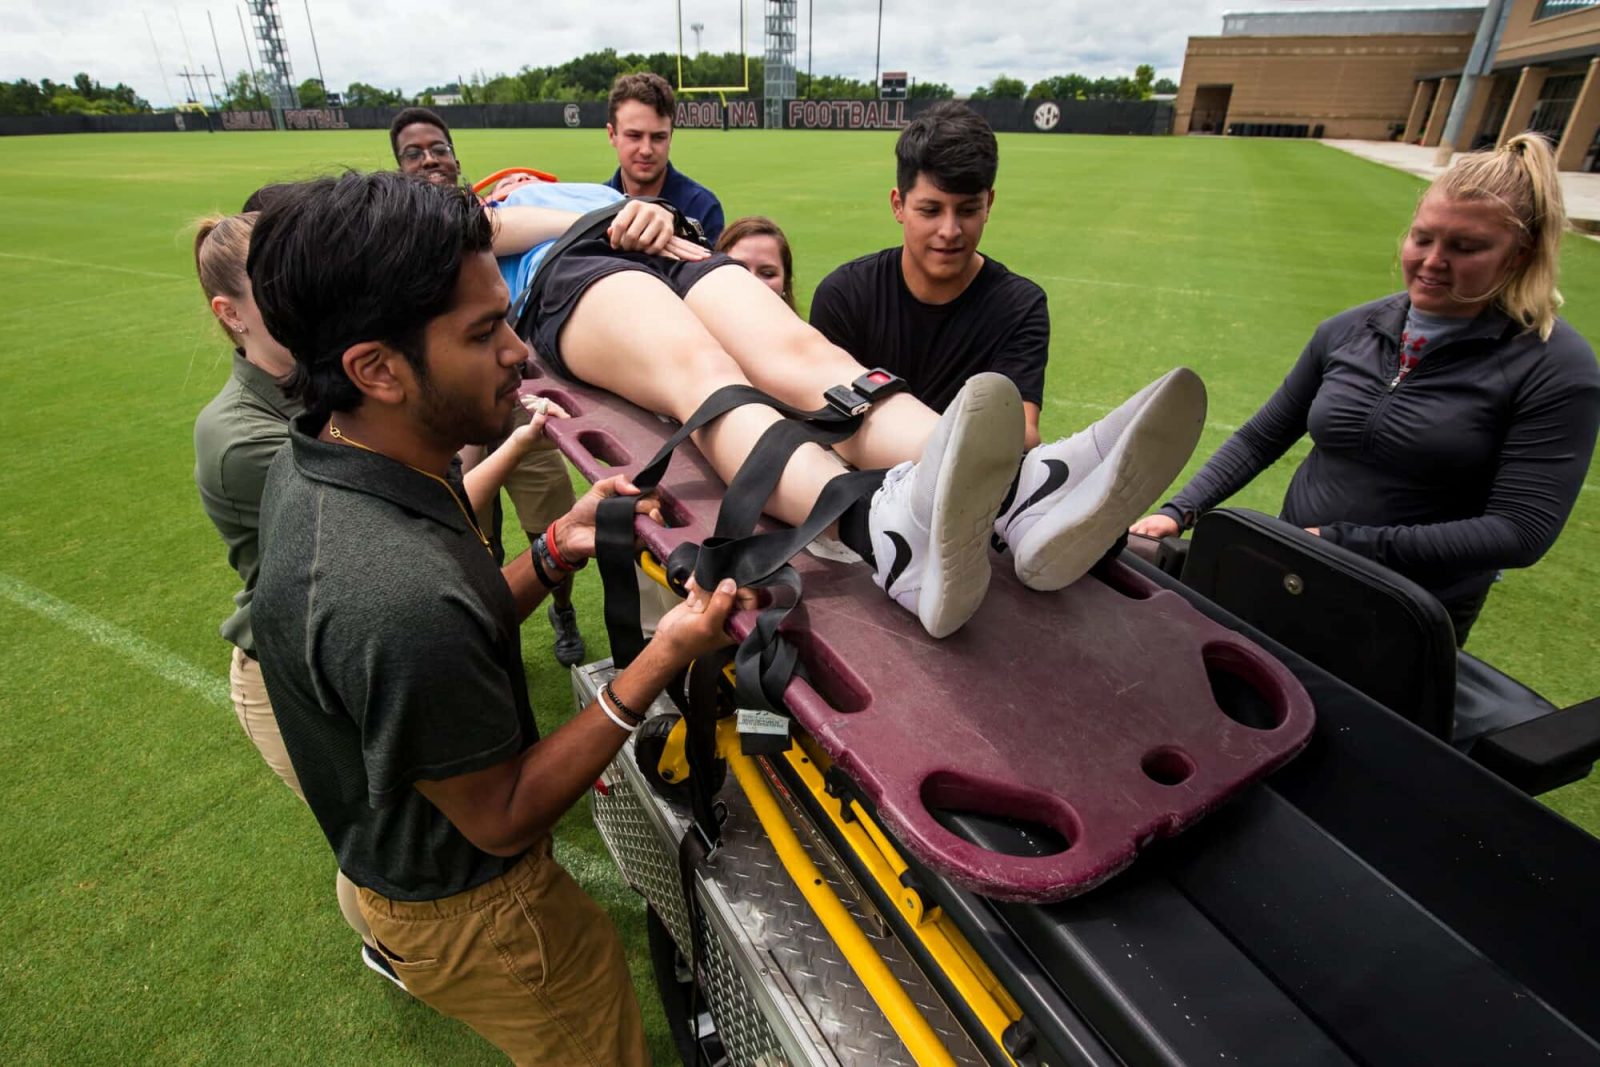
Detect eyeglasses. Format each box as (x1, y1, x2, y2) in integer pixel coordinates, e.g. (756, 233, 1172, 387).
(399, 142, 455, 164)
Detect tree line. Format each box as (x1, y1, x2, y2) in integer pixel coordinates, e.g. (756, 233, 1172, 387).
(974, 67, 1178, 101)
(0, 53, 1177, 116)
(0, 74, 151, 116)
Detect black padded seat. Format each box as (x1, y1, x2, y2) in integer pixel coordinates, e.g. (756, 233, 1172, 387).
(1177, 508, 1599, 793)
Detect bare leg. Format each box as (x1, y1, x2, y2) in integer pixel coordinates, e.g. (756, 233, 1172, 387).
(557, 266, 1028, 639)
(681, 265, 940, 472)
(558, 270, 851, 527)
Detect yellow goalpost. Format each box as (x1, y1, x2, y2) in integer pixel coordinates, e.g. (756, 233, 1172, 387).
(675, 0, 750, 106)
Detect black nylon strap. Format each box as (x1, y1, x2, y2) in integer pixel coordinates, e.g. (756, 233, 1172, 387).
(597, 384, 886, 709)
(713, 415, 863, 539)
(713, 470, 886, 708)
(684, 650, 730, 846)
(598, 384, 857, 669)
(674, 646, 732, 1012)
(598, 385, 787, 670)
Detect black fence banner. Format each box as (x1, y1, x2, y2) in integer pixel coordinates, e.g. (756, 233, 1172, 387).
(2, 98, 1172, 137)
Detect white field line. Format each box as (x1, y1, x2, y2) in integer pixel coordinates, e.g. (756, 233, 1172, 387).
(0, 278, 190, 323)
(0, 250, 188, 282)
(0, 576, 663, 912)
(0, 573, 229, 707)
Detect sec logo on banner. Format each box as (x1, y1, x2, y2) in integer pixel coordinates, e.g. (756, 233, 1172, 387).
(1034, 102, 1060, 131)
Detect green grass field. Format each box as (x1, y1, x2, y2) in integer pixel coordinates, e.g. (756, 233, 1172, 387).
(2, 128, 1597, 1064)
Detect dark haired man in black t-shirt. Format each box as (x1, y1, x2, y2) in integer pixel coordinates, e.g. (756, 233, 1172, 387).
(811, 102, 1049, 447)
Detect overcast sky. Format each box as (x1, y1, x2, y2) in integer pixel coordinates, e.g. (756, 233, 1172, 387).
(1, 0, 1473, 106)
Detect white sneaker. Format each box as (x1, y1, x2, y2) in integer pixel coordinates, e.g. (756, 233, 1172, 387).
(996, 367, 1206, 591)
(868, 373, 1023, 638)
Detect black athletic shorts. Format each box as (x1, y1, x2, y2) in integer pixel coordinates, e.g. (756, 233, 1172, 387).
(526, 238, 738, 380)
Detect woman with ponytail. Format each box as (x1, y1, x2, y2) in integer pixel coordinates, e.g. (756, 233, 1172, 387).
(1133, 134, 1599, 643)
(191, 209, 404, 983)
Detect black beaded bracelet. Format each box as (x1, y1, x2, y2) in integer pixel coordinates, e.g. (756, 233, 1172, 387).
(602, 681, 644, 725)
(530, 535, 568, 589)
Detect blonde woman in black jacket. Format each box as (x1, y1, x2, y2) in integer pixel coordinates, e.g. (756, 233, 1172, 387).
(1133, 134, 1600, 643)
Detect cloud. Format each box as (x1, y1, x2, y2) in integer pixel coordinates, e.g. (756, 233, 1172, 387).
(1, 0, 1473, 106)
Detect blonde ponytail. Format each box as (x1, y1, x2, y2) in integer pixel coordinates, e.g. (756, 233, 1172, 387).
(1428, 132, 1565, 339)
(192, 212, 258, 345)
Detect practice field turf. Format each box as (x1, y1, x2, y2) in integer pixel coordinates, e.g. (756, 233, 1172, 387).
(1, 128, 1596, 1064)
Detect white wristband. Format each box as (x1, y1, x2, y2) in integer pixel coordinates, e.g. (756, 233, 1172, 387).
(597, 689, 639, 733)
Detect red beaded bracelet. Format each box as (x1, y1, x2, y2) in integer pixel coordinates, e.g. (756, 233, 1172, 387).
(544, 519, 575, 571)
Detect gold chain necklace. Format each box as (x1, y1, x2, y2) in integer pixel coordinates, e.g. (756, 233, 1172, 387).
(327, 417, 492, 556)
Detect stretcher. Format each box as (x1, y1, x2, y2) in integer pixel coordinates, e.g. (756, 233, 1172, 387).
(521, 367, 1600, 1065)
(522, 360, 1314, 903)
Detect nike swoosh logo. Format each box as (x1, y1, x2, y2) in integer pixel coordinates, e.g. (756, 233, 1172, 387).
(1014, 459, 1070, 516)
(884, 531, 913, 593)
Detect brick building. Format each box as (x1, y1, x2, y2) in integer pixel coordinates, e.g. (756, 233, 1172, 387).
(1176, 2, 1600, 170)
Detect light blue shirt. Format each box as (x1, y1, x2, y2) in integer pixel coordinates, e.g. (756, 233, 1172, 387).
(494, 182, 625, 298)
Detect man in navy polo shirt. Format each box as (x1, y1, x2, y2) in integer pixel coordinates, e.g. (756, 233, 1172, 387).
(603, 71, 725, 244)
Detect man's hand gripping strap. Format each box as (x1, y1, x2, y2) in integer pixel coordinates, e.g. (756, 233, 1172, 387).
(594, 385, 886, 711)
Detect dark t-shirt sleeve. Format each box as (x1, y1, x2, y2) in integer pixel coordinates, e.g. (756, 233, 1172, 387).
(809, 266, 862, 356)
(1163, 328, 1327, 527)
(1320, 336, 1600, 571)
(316, 584, 524, 807)
(988, 291, 1049, 405)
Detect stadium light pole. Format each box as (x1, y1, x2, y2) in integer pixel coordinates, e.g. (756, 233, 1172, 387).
(208, 11, 232, 95)
(143, 11, 178, 109)
(237, 5, 263, 108)
(303, 0, 329, 103)
(874, 0, 883, 90)
(174, 4, 202, 96)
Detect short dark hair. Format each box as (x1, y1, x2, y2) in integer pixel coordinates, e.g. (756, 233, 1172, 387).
(894, 102, 998, 196)
(246, 171, 494, 418)
(241, 182, 297, 213)
(608, 72, 675, 127)
(389, 106, 452, 160)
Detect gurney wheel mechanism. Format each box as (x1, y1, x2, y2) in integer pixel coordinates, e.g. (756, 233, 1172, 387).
(636, 712, 726, 805)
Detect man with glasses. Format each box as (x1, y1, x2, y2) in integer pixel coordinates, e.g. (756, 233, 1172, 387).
(387, 106, 590, 666)
(390, 107, 461, 187)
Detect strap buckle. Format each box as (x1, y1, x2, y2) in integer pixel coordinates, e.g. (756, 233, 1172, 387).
(690, 803, 726, 860)
(822, 368, 906, 418)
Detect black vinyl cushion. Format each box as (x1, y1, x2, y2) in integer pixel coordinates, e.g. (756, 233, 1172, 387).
(1453, 650, 1560, 744)
(1182, 509, 1459, 740)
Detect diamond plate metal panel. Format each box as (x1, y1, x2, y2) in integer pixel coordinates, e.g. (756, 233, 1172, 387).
(579, 663, 987, 1067)
(593, 758, 694, 951)
(696, 899, 792, 1064)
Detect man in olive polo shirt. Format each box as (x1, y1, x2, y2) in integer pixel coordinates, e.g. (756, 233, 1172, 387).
(248, 172, 742, 1064)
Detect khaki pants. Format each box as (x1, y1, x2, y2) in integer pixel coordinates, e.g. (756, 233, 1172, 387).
(358, 840, 648, 1067)
(229, 646, 372, 945)
(503, 423, 577, 536)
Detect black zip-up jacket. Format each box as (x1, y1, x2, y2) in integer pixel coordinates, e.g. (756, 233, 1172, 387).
(1163, 294, 1600, 623)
